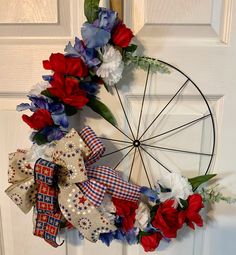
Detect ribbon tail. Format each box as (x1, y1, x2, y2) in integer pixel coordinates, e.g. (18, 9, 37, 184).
(34, 211, 64, 248)
(78, 179, 107, 207)
(5, 176, 36, 214)
(58, 184, 116, 242)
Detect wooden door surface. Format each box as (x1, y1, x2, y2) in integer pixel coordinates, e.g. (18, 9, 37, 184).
(0, 1, 236, 255)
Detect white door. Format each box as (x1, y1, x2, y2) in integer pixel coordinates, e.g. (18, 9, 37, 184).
(0, 1, 236, 255)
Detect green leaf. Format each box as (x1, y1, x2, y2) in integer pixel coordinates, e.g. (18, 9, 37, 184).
(188, 174, 217, 191)
(41, 89, 54, 99)
(87, 97, 117, 126)
(32, 132, 48, 145)
(84, 0, 100, 23)
(103, 82, 110, 93)
(64, 104, 78, 116)
(179, 198, 188, 210)
(150, 204, 159, 220)
(124, 44, 138, 53)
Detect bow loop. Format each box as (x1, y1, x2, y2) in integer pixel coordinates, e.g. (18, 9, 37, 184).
(52, 128, 90, 184)
(79, 127, 105, 166)
(5, 150, 36, 213)
(8, 150, 34, 183)
(78, 179, 107, 207)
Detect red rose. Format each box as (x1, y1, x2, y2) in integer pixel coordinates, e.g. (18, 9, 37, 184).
(178, 194, 204, 229)
(43, 53, 88, 77)
(152, 200, 183, 238)
(48, 74, 89, 109)
(112, 22, 134, 48)
(22, 109, 53, 130)
(140, 232, 163, 252)
(112, 197, 139, 232)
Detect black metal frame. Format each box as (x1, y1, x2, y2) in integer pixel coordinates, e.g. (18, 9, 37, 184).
(100, 60, 216, 187)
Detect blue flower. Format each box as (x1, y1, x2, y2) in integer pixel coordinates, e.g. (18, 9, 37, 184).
(64, 37, 100, 67)
(80, 81, 99, 96)
(140, 186, 159, 202)
(99, 231, 114, 246)
(17, 95, 69, 129)
(40, 126, 64, 142)
(81, 22, 111, 48)
(125, 228, 138, 245)
(94, 8, 117, 32)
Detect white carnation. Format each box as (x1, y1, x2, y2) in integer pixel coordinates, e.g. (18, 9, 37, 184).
(158, 172, 193, 208)
(25, 142, 56, 168)
(29, 81, 50, 95)
(134, 202, 150, 230)
(96, 45, 124, 86)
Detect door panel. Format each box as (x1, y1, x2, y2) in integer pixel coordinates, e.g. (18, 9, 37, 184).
(1, 1, 236, 255)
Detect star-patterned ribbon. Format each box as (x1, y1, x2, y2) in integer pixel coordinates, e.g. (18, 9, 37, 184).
(5, 127, 141, 246)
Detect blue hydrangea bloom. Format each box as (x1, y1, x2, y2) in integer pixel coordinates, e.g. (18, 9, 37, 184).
(81, 22, 111, 48)
(140, 186, 159, 202)
(99, 231, 114, 246)
(94, 8, 117, 32)
(80, 81, 98, 96)
(17, 95, 69, 129)
(64, 37, 100, 67)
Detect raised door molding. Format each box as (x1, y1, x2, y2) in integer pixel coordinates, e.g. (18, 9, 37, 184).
(124, 0, 233, 45)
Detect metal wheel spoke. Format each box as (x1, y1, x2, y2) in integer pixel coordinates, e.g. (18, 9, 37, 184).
(138, 148, 153, 189)
(102, 145, 133, 158)
(128, 148, 137, 182)
(136, 65, 150, 139)
(115, 84, 135, 140)
(109, 122, 133, 141)
(114, 146, 134, 170)
(139, 79, 190, 140)
(140, 146, 172, 173)
(98, 137, 133, 145)
(142, 143, 213, 156)
(142, 114, 211, 142)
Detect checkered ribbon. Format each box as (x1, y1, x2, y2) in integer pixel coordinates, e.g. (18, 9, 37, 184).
(78, 127, 141, 206)
(34, 159, 63, 247)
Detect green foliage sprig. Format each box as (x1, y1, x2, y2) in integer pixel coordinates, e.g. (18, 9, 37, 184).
(200, 185, 236, 204)
(124, 52, 171, 74)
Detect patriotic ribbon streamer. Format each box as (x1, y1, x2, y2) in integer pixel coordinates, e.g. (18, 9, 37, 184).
(5, 127, 141, 246)
(33, 158, 63, 247)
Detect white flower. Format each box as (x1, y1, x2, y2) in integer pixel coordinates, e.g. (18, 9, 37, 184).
(29, 81, 51, 95)
(134, 202, 150, 230)
(25, 142, 56, 168)
(98, 195, 116, 222)
(157, 173, 193, 208)
(96, 45, 124, 86)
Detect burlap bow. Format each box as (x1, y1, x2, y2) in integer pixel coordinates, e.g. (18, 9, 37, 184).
(5, 127, 141, 246)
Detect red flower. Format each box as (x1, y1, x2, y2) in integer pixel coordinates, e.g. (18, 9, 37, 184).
(112, 197, 139, 232)
(152, 200, 183, 238)
(178, 194, 204, 229)
(43, 53, 88, 78)
(48, 74, 89, 109)
(112, 22, 134, 48)
(140, 232, 163, 252)
(22, 109, 53, 130)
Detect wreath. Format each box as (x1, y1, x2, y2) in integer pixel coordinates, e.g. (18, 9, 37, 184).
(5, 0, 235, 252)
